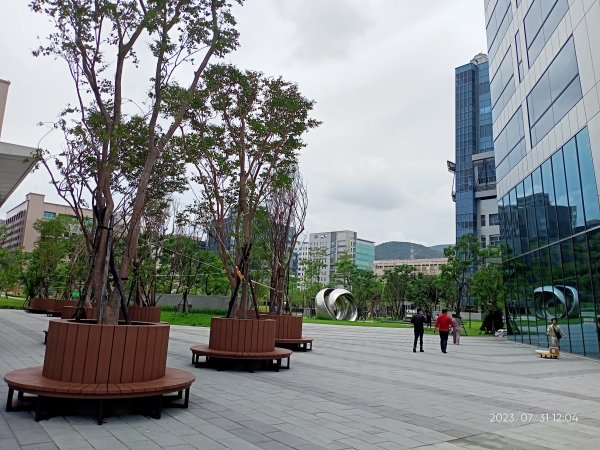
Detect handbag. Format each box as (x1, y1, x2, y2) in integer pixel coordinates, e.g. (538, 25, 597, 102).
(554, 326, 563, 340)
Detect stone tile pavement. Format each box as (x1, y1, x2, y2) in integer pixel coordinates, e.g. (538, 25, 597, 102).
(1, 310, 599, 449)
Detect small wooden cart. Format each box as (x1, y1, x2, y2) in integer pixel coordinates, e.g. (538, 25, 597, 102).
(535, 347, 559, 359)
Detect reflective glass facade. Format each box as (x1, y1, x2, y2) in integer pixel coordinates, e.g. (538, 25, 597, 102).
(485, 0, 600, 358)
(455, 54, 497, 243)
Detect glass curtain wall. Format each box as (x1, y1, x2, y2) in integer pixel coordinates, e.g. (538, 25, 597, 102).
(500, 128, 600, 357)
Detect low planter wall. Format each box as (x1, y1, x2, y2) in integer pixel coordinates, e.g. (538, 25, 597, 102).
(263, 314, 303, 340)
(60, 306, 160, 323)
(61, 306, 98, 320)
(43, 319, 170, 383)
(52, 300, 78, 315)
(127, 306, 161, 323)
(27, 298, 56, 312)
(208, 317, 275, 353)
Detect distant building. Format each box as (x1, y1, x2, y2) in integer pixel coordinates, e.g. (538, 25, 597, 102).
(2, 193, 92, 251)
(453, 54, 500, 248)
(373, 258, 447, 277)
(297, 230, 375, 286)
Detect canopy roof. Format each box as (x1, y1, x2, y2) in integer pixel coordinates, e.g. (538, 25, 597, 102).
(0, 141, 38, 208)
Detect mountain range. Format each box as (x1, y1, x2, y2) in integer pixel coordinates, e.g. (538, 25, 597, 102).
(374, 241, 451, 261)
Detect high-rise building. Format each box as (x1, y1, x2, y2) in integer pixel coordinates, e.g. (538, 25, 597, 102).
(454, 54, 500, 247)
(297, 230, 375, 286)
(485, 0, 600, 358)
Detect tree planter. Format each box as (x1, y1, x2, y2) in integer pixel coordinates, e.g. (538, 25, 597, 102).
(190, 317, 292, 371)
(262, 313, 303, 339)
(209, 317, 275, 352)
(44, 319, 169, 382)
(60, 306, 161, 323)
(26, 298, 56, 314)
(262, 313, 313, 352)
(4, 319, 195, 424)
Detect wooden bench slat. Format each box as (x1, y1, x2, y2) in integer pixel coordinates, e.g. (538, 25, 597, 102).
(95, 325, 115, 384)
(133, 326, 148, 382)
(83, 326, 101, 384)
(121, 326, 138, 383)
(108, 326, 127, 384)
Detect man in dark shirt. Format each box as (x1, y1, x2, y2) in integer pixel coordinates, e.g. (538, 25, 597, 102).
(411, 308, 427, 353)
(434, 308, 455, 353)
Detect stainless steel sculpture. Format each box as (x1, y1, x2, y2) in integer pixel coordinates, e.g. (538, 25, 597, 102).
(533, 285, 579, 319)
(315, 288, 357, 321)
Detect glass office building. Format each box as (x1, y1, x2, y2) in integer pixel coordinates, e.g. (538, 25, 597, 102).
(484, 0, 600, 357)
(455, 54, 500, 248)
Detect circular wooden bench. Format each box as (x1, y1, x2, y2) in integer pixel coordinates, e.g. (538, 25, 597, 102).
(262, 314, 313, 351)
(190, 317, 292, 371)
(5, 319, 195, 424)
(190, 345, 292, 371)
(4, 367, 194, 423)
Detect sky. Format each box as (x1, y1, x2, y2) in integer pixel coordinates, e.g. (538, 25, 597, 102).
(0, 0, 488, 247)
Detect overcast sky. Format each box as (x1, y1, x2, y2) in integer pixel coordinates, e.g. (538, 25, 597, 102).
(0, 0, 488, 247)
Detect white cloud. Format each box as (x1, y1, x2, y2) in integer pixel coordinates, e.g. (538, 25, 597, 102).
(0, 0, 488, 247)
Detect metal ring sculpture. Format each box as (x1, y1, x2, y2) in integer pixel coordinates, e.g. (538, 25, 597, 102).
(315, 288, 357, 321)
(533, 285, 579, 319)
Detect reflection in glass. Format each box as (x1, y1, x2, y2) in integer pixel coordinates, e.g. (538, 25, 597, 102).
(562, 137, 585, 233)
(551, 150, 571, 239)
(576, 129, 600, 227)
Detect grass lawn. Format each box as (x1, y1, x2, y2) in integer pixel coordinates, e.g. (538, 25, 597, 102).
(160, 310, 493, 336)
(0, 296, 26, 309)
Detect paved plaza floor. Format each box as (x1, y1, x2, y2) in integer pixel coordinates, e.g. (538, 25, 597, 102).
(1, 310, 600, 450)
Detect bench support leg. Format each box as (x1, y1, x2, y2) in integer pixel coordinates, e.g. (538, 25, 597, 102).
(97, 400, 105, 425)
(151, 396, 162, 420)
(6, 387, 14, 412)
(183, 388, 190, 408)
(35, 396, 43, 422)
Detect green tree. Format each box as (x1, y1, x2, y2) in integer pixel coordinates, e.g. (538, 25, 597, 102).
(440, 233, 485, 314)
(333, 252, 355, 290)
(21, 217, 86, 299)
(0, 225, 23, 296)
(32, 0, 242, 324)
(299, 246, 328, 311)
(382, 265, 420, 319)
(352, 268, 382, 318)
(183, 64, 320, 316)
(471, 246, 504, 331)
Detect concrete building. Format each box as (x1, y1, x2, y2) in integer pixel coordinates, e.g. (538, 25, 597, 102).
(0, 79, 38, 208)
(297, 230, 375, 286)
(454, 54, 500, 247)
(484, 0, 600, 358)
(373, 258, 448, 277)
(2, 193, 92, 251)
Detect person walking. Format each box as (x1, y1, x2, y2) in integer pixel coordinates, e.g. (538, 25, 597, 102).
(546, 317, 562, 349)
(434, 309, 455, 353)
(411, 308, 427, 353)
(452, 313, 462, 345)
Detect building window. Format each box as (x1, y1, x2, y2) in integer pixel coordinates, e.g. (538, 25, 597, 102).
(524, 0, 568, 67)
(515, 31, 524, 82)
(481, 235, 487, 248)
(500, 127, 599, 258)
(527, 37, 582, 147)
(494, 107, 525, 181)
(43, 211, 56, 219)
(490, 47, 515, 117)
(489, 213, 500, 226)
(486, 0, 512, 60)
(481, 215, 486, 226)
(490, 235, 501, 245)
